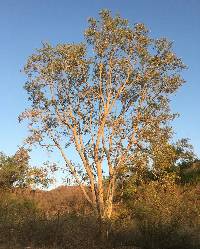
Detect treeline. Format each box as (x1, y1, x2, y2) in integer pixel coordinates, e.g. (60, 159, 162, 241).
(0, 147, 200, 249)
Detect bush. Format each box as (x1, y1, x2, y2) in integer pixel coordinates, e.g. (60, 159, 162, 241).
(0, 191, 107, 249)
(122, 180, 200, 249)
(0, 191, 39, 247)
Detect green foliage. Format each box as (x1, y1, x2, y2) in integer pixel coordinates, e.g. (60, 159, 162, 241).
(0, 191, 38, 224)
(0, 149, 28, 189)
(0, 191, 39, 247)
(115, 138, 197, 203)
(0, 148, 52, 190)
(179, 159, 200, 184)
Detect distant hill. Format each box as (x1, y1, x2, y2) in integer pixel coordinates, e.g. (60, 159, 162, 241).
(27, 185, 91, 216)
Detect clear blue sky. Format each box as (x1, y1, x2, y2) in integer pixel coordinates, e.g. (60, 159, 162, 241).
(0, 0, 200, 167)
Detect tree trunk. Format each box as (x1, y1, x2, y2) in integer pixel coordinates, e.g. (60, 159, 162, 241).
(97, 198, 114, 244)
(98, 215, 110, 243)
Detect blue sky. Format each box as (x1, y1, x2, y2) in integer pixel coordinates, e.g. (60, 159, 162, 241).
(0, 0, 200, 168)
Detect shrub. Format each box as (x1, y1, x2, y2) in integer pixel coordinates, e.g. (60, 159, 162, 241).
(123, 180, 200, 249)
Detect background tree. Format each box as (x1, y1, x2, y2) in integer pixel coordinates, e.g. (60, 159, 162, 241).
(20, 10, 186, 227)
(115, 138, 197, 202)
(0, 148, 51, 190)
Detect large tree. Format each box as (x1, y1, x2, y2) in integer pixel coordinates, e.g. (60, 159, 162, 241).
(20, 10, 185, 225)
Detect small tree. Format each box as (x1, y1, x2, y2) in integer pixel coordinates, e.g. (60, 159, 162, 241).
(115, 138, 197, 202)
(20, 10, 185, 226)
(0, 148, 51, 190)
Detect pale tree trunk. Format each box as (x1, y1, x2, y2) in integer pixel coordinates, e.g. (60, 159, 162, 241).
(95, 171, 116, 242)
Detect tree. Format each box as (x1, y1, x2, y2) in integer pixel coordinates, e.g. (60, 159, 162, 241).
(115, 138, 197, 203)
(20, 10, 185, 228)
(0, 148, 51, 190)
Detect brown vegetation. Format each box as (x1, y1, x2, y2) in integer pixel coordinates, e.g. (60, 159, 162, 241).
(0, 171, 199, 249)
